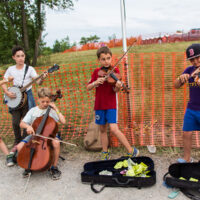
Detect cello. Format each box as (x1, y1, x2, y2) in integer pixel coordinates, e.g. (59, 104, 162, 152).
(17, 90, 62, 172)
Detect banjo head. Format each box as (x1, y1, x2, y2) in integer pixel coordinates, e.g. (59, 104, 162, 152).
(5, 87, 22, 108)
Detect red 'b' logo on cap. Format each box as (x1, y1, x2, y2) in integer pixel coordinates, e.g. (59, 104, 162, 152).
(189, 49, 194, 56)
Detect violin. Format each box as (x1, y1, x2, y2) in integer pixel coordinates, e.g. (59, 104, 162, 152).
(98, 66, 129, 93)
(17, 90, 62, 172)
(191, 67, 200, 84)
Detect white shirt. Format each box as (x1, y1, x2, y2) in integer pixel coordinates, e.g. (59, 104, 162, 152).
(4, 64, 38, 91)
(22, 106, 59, 125)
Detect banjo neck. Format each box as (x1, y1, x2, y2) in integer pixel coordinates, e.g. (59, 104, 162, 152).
(20, 73, 44, 93)
(19, 64, 60, 93)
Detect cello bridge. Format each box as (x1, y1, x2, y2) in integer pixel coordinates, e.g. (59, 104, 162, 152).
(32, 140, 40, 144)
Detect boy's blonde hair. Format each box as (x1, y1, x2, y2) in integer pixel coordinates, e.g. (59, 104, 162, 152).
(37, 87, 52, 98)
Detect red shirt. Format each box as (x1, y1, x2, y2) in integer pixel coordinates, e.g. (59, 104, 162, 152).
(88, 67, 120, 110)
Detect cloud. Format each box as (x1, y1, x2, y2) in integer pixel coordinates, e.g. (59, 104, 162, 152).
(44, 0, 200, 47)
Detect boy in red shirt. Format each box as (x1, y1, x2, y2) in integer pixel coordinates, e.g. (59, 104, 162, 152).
(87, 46, 139, 160)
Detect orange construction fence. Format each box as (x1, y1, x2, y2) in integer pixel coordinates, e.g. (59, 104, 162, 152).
(0, 52, 198, 147)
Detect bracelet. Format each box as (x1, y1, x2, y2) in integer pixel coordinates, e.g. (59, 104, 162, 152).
(92, 82, 95, 87)
(56, 111, 60, 115)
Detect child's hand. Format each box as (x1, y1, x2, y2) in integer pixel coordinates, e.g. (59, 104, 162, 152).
(115, 80, 122, 89)
(27, 126, 35, 135)
(49, 102, 57, 110)
(179, 74, 190, 84)
(7, 76, 14, 82)
(96, 77, 106, 85)
(41, 71, 48, 79)
(5, 91, 16, 99)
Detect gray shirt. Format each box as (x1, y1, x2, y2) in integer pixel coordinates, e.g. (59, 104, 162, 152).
(22, 106, 59, 125)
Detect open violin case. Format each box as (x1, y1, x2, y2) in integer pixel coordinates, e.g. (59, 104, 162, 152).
(164, 162, 200, 199)
(81, 156, 156, 193)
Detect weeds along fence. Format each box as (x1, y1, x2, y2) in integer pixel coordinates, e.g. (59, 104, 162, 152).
(0, 52, 198, 147)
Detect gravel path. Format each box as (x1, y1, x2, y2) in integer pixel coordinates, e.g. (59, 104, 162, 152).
(0, 149, 188, 200)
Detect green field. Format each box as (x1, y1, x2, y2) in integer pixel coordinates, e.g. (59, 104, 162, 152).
(36, 41, 200, 67)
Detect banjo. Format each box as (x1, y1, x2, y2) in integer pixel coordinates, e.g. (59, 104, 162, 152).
(4, 64, 59, 110)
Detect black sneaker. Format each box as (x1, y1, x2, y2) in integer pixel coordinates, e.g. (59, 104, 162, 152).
(22, 169, 32, 178)
(12, 150, 18, 164)
(6, 153, 14, 167)
(49, 167, 61, 180)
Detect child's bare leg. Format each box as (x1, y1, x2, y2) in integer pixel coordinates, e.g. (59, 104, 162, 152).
(0, 139, 9, 155)
(16, 142, 25, 152)
(100, 124, 109, 152)
(16, 135, 33, 152)
(52, 139, 60, 167)
(109, 123, 132, 153)
(183, 131, 192, 162)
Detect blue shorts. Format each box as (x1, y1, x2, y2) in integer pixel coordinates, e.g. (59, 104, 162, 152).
(95, 109, 117, 125)
(183, 108, 200, 131)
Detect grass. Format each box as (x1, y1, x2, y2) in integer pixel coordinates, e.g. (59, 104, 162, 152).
(36, 40, 200, 67)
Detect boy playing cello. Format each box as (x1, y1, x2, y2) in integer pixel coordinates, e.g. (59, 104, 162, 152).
(15, 87, 65, 180)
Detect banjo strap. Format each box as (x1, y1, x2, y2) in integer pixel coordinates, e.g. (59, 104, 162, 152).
(21, 64, 29, 88)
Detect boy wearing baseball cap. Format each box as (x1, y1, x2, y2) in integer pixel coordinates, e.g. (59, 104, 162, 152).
(174, 43, 200, 163)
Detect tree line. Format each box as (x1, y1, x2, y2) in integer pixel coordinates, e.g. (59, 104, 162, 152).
(0, 1, 104, 66)
(0, 0, 74, 66)
(49, 34, 100, 54)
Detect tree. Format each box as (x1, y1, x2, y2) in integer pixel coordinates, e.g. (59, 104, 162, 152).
(108, 34, 116, 41)
(52, 36, 71, 53)
(79, 37, 88, 45)
(87, 35, 100, 43)
(0, 0, 74, 65)
(79, 35, 100, 45)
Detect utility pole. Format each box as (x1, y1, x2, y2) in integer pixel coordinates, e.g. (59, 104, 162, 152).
(120, 0, 133, 140)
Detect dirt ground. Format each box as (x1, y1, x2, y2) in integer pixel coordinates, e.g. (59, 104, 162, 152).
(0, 146, 192, 200)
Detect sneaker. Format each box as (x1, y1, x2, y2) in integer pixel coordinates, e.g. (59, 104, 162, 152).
(12, 151, 18, 164)
(177, 157, 194, 163)
(101, 150, 110, 160)
(49, 167, 61, 180)
(22, 169, 32, 178)
(127, 147, 139, 157)
(6, 153, 14, 167)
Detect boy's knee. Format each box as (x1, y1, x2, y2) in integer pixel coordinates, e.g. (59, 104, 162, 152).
(109, 126, 118, 134)
(22, 135, 32, 143)
(52, 139, 60, 148)
(183, 132, 192, 137)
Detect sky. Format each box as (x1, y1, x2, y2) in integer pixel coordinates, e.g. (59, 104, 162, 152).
(44, 0, 200, 47)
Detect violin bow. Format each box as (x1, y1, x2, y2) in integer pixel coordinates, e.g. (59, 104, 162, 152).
(104, 43, 134, 79)
(35, 134, 77, 146)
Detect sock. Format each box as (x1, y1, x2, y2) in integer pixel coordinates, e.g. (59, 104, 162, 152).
(51, 166, 55, 169)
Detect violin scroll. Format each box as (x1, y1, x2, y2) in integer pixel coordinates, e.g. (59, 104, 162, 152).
(51, 90, 62, 102)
